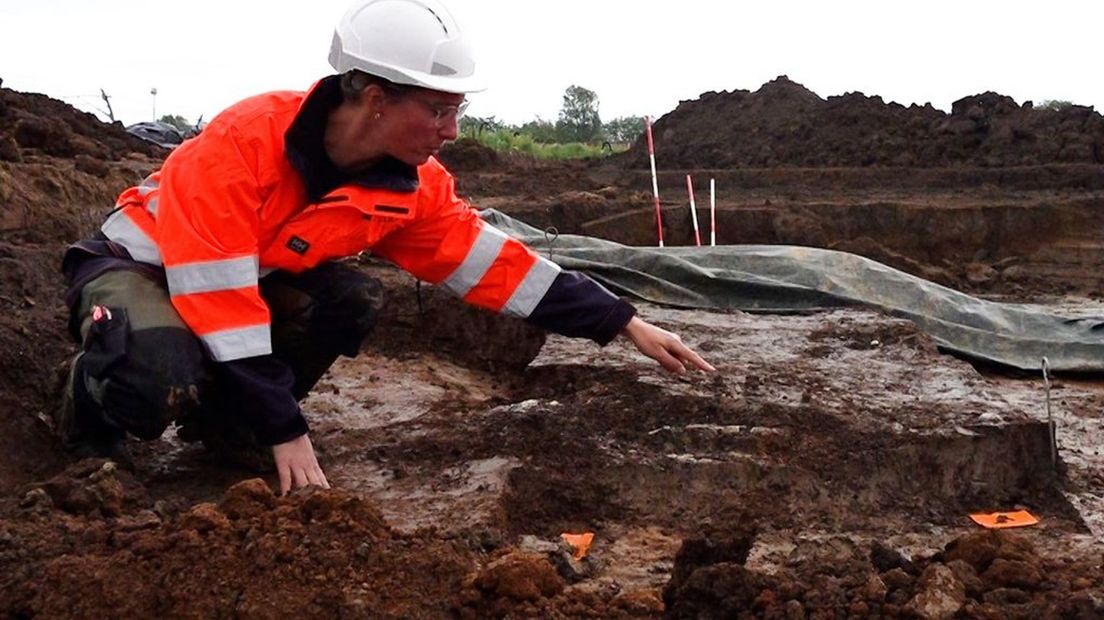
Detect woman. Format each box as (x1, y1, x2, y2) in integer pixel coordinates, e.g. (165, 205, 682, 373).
(57, 0, 713, 494)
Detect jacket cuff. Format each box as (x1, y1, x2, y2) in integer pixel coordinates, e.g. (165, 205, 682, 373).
(219, 355, 310, 446)
(258, 412, 311, 446)
(593, 299, 637, 346)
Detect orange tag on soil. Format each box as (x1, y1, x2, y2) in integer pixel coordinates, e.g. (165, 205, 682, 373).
(969, 510, 1039, 529)
(560, 532, 595, 560)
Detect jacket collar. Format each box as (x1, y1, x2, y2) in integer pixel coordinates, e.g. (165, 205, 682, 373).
(285, 76, 419, 201)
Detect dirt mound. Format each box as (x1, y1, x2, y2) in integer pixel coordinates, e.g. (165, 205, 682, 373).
(1, 463, 476, 619)
(0, 87, 166, 163)
(1, 87, 164, 245)
(620, 75, 1104, 168)
(438, 136, 502, 172)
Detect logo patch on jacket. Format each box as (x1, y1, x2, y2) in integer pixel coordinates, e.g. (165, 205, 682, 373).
(287, 236, 311, 255)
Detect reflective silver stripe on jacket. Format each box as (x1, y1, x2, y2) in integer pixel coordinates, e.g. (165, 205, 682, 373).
(101, 209, 163, 265)
(439, 223, 508, 297)
(166, 255, 259, 296)
(137, 176, 159, 197)
(502, 256, 561, 318)
(201, 324, 272, 362)
(145, 195, 160, 217)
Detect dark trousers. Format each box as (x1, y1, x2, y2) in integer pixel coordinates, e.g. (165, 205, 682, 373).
(66, 261, 382, 442)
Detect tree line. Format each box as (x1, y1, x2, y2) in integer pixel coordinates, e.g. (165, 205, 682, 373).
(460, 85, 645, 146)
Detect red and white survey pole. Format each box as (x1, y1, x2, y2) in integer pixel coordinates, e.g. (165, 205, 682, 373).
(686, 174, 702, 246)
(709, 178, 717, 246)
(645, 116, 664, 248)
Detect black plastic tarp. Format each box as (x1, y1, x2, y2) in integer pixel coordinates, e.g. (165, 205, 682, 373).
(125, 122, 185, 148)
(481, 209, 1104, 372)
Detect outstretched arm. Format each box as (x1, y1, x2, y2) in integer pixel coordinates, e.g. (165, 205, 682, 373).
(621, 316, 715, 374)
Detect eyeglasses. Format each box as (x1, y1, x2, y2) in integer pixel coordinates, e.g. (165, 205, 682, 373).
(378, 82, 469, 128)
(411, 97, 469, 127)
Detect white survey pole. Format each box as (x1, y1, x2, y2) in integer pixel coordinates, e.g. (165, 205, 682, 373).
(710, 178, 716, 246)
(645, 116, 664, 248)
(686, 175, 701, 247)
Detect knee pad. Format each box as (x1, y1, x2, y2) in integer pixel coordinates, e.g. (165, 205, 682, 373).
(83, 307, 207, 440)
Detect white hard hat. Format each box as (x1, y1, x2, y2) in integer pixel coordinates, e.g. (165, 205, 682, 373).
(328, 0, 485, 94)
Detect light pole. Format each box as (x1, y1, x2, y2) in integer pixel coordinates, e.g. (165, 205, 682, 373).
(150, 87, 158, 121)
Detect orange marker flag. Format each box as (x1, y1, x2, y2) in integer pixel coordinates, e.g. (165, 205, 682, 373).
(560, 532, 595, 560)
(969, 510, 1039, 529)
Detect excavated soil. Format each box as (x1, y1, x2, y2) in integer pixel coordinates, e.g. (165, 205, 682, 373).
(1, 81, 1103, 619)
(618, 76, 1104, 169)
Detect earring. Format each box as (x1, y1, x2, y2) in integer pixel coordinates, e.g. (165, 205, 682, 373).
(373, 112, 381, 120)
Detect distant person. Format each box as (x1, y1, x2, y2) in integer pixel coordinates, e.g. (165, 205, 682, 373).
(55, 0, 714, 494)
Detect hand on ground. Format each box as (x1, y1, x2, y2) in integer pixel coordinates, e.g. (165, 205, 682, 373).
(272, 433, 330, 494)
(621, 316, 716, 374)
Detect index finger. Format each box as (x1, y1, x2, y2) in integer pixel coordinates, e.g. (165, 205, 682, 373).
(650, 343, 688, 374)
(308, 466, 330, 489)
(672, 340, 716, 372)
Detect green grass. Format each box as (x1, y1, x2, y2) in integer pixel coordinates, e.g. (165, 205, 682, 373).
(460, 127, 629, 160)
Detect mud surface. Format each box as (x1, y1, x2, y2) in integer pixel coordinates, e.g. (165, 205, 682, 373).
(1, 83, 1103, 618)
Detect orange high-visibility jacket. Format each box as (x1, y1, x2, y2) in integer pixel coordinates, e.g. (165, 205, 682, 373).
(100, 90, 561, 362)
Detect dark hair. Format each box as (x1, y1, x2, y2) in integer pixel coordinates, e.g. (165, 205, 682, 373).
(338, 70, 410, 103)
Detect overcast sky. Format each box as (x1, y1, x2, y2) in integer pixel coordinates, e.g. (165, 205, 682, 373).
(2, 1, 1101, 127)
